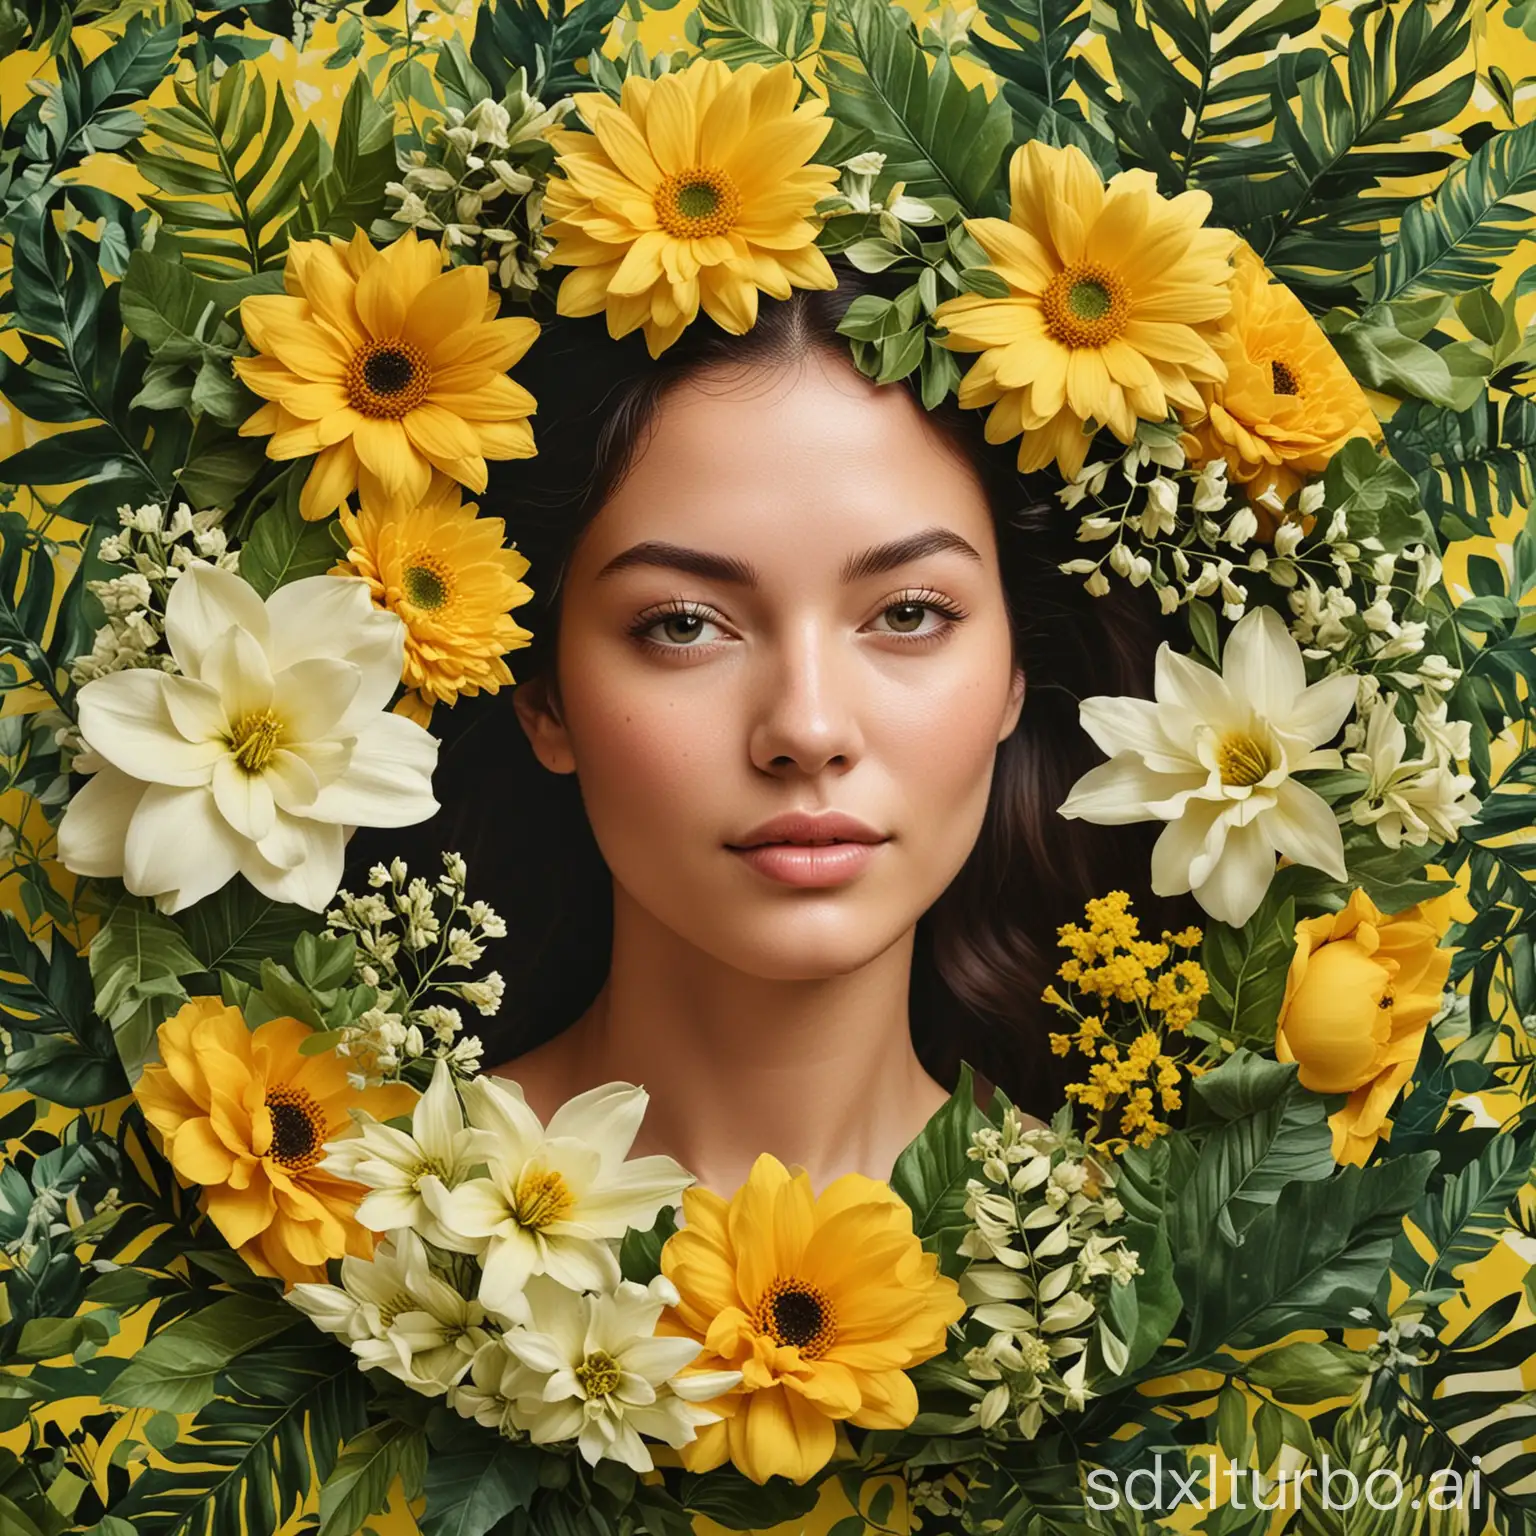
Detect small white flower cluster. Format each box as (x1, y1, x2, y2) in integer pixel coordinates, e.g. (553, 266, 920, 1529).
(1056, 432, 1263, 618)
(1348, 1304, 1437, 1376)
(385, 82, 572, 295)
(956, 1107, 1141, 1441)
(70, 503, 237, 686)
(324, 853, 507, 1085)
(290, 1064, 738, 1474)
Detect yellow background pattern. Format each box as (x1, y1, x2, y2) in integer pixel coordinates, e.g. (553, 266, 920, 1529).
(2, 3, 1534, 1533)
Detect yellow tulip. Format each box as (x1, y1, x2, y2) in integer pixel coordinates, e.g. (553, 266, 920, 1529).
(1274, 890, 1452, 1165)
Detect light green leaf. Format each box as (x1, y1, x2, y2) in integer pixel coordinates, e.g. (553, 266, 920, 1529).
(318, 1421, 427, 1536)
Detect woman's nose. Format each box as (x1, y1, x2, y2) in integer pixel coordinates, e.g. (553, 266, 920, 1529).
(746, 626, 865, 776)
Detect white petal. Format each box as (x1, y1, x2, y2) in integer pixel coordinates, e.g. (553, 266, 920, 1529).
(1222, 607, 1304, 723)
(620, 1336, 703, 1383)
(354, 1187, 423, 1232)
(668, 1368, 744, 1402)
(505, 1331, 570, 1375)
(240, 817, 345, 910)
(1190, 817, 1275, 926)
(264, 748, 321, 811)
(481, 1227, 543, 1309)
(545, 1082, 649, 1160)
(1077, 695, 1195, 775)
(304, 713, 439, 828)
(461, 1074, 543, 1150)
(161, 676, 229, 744)
(201, 624, 275, 722)
(433, 1176, 514, 1240)
(264, 575, 404, 727)
(417, 1059, 466, 1157)
(1280, 671, 1357, 753)
(123, 784, 243, 911)
(539, 1236, 620, 1293)
(1264, 780, 1347, 882)
(1149, 798, 1222, 898)
(275, 657, 362, 743)
(57, 763, 143, 877)
(1059, 756, 1196, 825)
(1156, 645, 1241, 728)
(213, 756, 276, 842)
(78, 670, 223, 786)
(163, 562, 271, 679)
(253, 805, 314, 871)
(578, 1158, 692, 1233)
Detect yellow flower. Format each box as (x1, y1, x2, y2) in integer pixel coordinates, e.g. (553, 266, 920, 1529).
(1274, 890, 1453, 1166)
(333, 475, 535, 725)
(1182, 242, 1381, 515)
(234, 230, 539, 521)
(543, 58, 839, 358)
(934, 141, 1236, 478)
(655, 1153, 963, 1485)
(135, 997, 416, 1285)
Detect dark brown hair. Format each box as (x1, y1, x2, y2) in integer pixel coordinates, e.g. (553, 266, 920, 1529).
(351, 262, 1189, 1120)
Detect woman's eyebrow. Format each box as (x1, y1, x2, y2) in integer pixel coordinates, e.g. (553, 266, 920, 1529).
(594, 527, 984, 586)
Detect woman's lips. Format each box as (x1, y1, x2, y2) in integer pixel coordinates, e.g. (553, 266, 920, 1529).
(728, 840, 887, 887)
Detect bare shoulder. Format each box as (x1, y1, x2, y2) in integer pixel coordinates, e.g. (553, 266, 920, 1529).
(485, 1033, 574, 1125)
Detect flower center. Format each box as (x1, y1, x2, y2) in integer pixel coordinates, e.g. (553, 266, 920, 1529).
(410, 1155, 451, 1190)
(403, 552, 454, 612)
(753, 1277, 837, 1358)
(378, 1290, 415, 1329)
(511, 1167, 574, 1230)
(1216, 731, 1274, 787)
(346, 339, 432, 419)
(1270, 359, 1301, 396)
(1041, 263, 1131, 349)
(574, 1349, 622, 1398)
(229, 709, 284, 774)
(655, 166, 742, 240)
(264, 1085, 326, 1171)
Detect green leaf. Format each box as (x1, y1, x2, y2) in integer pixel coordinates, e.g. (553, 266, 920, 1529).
(469, 0, 624, 101)
(692, 0, 820, 75)
(619, 1203, 679, 1285)
(819, 0, 1013, 214)
(175, 878, 324, 985)
(1196, 883, 1298, 1052)
(133, 65, 322, 278)
(109, 1296, 303, 1413)
(318, 1421, 427, 1536)
(1375, 119, 1536, 301)
(678, 1466, 825, 1529)
(88, 899, 204, 1083)
(240, 496, 343, 598)
(967, 0, 1099, 143)
(291, 73, 399, 242)
(418, 1446, 541, 1536)
(1243, 1339, 1371, 1404)
(888, 1060, 989, 1275)
(1101, 1136, 1182, 1376)
(1318, 435, 1437, 550)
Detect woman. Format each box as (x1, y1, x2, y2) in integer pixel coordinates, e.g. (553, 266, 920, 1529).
(372, 263, 1179, 1197)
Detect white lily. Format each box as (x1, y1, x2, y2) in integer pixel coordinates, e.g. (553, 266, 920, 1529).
(489, 1272, 738, 1472)
(322, 1058, 496, 1246)
(1059, 606, 1357, 926)
(423, 1076, 692, 1313)
(287, 1229, 493, 1395)
(1346, 701, 1480, 849)
(58, 563, 438, 913)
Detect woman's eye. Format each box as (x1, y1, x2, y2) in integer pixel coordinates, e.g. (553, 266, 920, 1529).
(637, 608, 721, 647)
(870, 600, 961, 639)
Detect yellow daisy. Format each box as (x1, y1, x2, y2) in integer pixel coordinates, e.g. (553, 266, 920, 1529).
(234, 229, 539, 521)
(135, 997, 416, 1287)
(934, 141, 1237, 478)
(1182, 241, 1382, 513)
(655, 1153, 964, 1486)
(543, 58, 840, 358)
(333, 474, 535, 726)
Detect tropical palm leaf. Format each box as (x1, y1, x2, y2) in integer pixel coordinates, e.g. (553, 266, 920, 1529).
(131, 65, 321, 279)
(818, 0, 1014, 215)
(690, 0, 821, 79)
(1375, 119, 1536, 302)
(966, 0, 1101, 141)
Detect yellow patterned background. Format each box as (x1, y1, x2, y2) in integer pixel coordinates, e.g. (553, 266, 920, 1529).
(1, 3, 1534, 1533)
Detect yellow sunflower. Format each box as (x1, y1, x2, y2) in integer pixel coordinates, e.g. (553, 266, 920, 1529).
(655, 1153, 964, 1486)
(933, 140, 1237, 479)
(333, 474, 535, 726)
(234, 229, 539, 521)
(1182, 241, 1382, 515)
(543, 58, 840, 358)
(135, 997, 416, 1286)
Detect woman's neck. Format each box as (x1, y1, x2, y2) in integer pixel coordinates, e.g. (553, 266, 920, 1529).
(494, 883, 953, 1195)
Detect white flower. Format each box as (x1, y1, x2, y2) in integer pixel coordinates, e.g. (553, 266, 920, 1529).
(57, 564, 439, 913)
(424, 1077, 693, 1312)
(322, 1059, 497, 1242)
(484, 1273, 738, 1472)
(1059, 606, 1357, 925)
(1346, 702, 1480, 849)
(287, 1229, 493, 1395)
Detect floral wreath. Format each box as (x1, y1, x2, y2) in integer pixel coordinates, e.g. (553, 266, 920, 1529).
(1, 2, 1535, 1534)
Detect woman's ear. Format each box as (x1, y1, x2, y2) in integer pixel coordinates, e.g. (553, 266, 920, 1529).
(1000, 665, 1026, 742)
(513, 676, 577, 775)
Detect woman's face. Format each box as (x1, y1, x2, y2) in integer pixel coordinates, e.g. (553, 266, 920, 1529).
(515, 350, 1025, 980)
